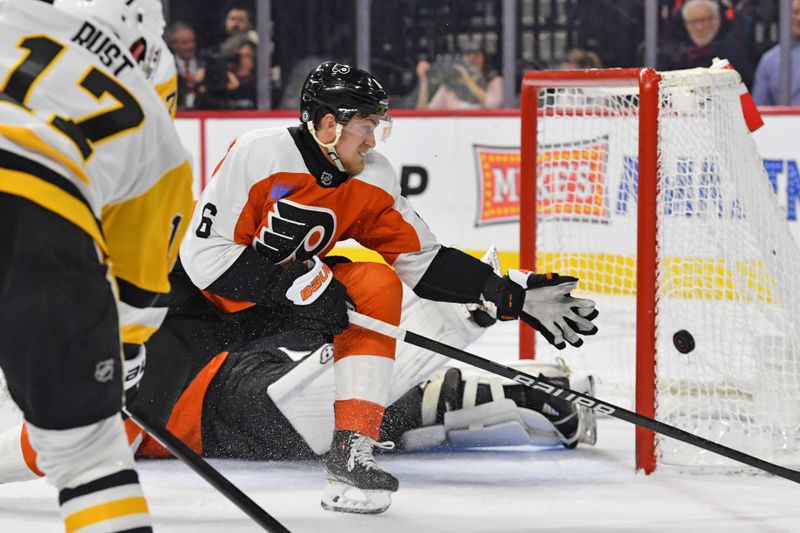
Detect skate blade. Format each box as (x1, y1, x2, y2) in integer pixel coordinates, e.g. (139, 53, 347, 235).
(320, 481, 392, 514)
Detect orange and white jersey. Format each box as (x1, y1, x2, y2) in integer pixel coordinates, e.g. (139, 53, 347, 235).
(0, 0, 193, 341)
(180, 125, 444, 310)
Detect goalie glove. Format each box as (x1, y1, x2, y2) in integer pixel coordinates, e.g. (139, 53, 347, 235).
(482, 270, 598, 349)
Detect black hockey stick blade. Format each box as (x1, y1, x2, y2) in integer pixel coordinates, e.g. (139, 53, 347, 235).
(348, 311, 800, 485)
(124, 407, 292, 533)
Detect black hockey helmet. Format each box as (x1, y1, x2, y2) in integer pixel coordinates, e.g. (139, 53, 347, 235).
(300, 62, 389, 125)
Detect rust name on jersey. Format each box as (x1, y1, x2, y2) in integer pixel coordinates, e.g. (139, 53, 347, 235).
(71, 20, 135, 77)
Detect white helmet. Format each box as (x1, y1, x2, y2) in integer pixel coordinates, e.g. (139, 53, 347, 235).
(137, 0, 166, 38)
(54, 0, 170, 81)
(134, 0, 168, 81)
(53, 0, 144, 51)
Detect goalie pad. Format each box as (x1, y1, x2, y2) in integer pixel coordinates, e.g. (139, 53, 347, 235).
(267, 343, 335, 455)
(403, 359, 597, 451)
(266, 247, 501, 454)
(447, 399, 564, 448)
(385, 289, 489, 406)
(387, 247, 500, 405)
(266, 281, 497, 455)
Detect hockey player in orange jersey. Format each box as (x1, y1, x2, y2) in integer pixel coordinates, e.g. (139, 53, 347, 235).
(170, 61, 599, 513)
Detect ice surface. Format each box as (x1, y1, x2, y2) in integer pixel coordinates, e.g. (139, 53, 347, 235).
(1, 323, 798, 532)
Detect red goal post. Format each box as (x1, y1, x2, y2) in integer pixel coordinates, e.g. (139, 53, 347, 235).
(519, 68, 661, 473)
(517, 67, 800, 475)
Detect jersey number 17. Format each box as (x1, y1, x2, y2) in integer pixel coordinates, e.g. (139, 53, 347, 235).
(1, 35, 144, 160)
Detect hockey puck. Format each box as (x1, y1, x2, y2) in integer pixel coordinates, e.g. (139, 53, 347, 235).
(673, 330, 695, 354)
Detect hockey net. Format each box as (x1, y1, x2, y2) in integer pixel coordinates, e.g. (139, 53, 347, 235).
(519, 67, 800, 473)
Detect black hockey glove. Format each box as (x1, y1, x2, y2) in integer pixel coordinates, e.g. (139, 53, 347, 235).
(272, 256, 350, 341)
(482, 271, 598, 349)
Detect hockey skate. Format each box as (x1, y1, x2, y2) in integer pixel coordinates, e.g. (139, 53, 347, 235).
(321, 430, 399, 514)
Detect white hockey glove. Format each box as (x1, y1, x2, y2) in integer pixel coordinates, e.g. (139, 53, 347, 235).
(482, 270, 598, 349)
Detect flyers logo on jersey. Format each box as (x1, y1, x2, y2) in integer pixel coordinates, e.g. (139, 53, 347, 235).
(254, 200, 337, 265)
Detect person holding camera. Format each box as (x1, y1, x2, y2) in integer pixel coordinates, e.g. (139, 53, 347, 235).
(416, 40, 504, 109)
(196, 34, 257, 110)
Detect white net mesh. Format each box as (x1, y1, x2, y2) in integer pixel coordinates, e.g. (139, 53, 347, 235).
(533, 84, 640, 407)
(530, 68, 800, 471)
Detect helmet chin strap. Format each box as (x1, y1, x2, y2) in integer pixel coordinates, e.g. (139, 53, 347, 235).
(306, 121, 346, 172)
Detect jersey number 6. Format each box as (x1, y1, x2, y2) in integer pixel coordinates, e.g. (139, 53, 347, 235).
(195, 202, 217, 238)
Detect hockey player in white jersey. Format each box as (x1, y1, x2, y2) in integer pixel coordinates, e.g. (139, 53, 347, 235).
(137, 0, 178, 117)
(113, 0, 181, 391)
(0, 1, 193, 531)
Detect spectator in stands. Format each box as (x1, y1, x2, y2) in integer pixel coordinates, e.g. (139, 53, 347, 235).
(664, 0, 755, 88)
(416, 41, 504, 109)
(560, 48, 604, 69)
(752, 0, 800, 105)
(195, 34, 257, 110)
(222, 34, 257, 109)
(168, 21, 204, 110)
(223, 6, 259, 45)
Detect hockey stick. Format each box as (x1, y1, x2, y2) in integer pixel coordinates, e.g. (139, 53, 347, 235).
(347, 310, 800, 485)
(123, 407, 292, 533)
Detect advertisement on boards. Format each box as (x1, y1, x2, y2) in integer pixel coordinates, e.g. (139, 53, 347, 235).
(175, 112, 800, 265)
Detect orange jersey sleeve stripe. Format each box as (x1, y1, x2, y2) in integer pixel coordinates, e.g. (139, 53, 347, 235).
(136, 352, 230, 458)
(200, 289, 256, 313)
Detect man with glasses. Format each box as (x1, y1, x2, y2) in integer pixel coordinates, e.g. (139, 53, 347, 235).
(671, 0, 755, 88)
